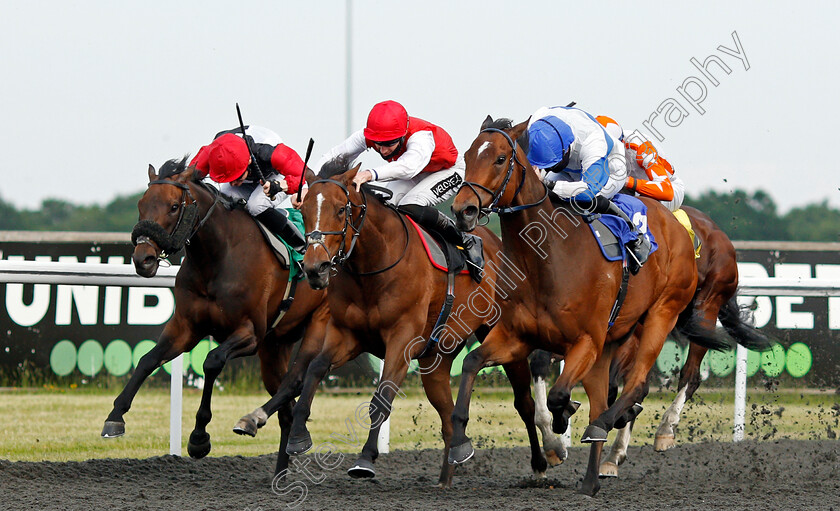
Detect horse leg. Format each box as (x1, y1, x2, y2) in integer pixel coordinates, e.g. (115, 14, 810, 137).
(577, 342, 613, 496)
(102, 317, 198, 438)
(503, 359, 549, 477)
(253, 331, 297, 478)
(347, 338, 412, 479)
(588, 312, 678, 467)
(654, 342, 707, 451)
(449, 326, 531, 465)
(417, 355, 457, 488)
(287, 324, 361, 456)
(545, 334, 602, 436)
(530, 351, 567, 466)
(600, 420, 634, 478)
(188, 326, 259, 459)
(235, 307, 328, 437)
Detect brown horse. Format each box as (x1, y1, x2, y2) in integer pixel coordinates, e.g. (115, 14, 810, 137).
(597, 205, 770, 476)
(101, 158, 329, 476)
(281, 157, 547, 487)
(448, 117, 728, 496)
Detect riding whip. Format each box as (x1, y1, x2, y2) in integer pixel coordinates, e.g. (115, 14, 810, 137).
(296, 138, 315, 203)
(235, 103, 266, 184)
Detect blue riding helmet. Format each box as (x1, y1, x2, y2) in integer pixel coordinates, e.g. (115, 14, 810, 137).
(527, 116, 575, 169)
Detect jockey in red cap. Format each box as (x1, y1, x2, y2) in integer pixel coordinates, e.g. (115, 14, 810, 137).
(313, 100, 484, 280)
(191, 125, 306, 253)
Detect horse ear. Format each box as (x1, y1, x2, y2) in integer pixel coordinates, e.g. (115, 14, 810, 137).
(515, 117, 531, 153)
(480, 115, 494, 131)
(511, 119, 530, 141)
(305, 166, 318, 186)
(343, 163, 362, 185)
(148, 164, 157, 182)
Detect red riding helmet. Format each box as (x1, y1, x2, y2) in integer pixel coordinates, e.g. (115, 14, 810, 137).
(363, 100, 409, 142)
(208, 134, 250, 183)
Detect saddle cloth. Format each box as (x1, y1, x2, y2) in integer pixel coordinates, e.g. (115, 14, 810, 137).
(254, 208, 305, 281)
(587, 194, 658, 263)
(672, 208, 702, 259)
(406, 216, 470, 275)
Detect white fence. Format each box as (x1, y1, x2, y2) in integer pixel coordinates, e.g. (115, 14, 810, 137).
(3, 259, 840, 453)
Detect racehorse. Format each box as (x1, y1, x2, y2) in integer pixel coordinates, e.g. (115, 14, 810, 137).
(101, 157, 329, 476)
(448, 117, 728, 496)
(596, 205, 770, 476)
(280, 157, 548, 487)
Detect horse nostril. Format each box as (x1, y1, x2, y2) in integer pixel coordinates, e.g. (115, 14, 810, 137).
(317, 261, 331, 274)
(142, 255, 156, 268)
(463, 205, 478, 219)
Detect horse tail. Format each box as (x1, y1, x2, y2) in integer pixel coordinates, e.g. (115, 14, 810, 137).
(718, 295, 773, 351)
(674, 301, 732, 352)
(529, 349, 554, 380)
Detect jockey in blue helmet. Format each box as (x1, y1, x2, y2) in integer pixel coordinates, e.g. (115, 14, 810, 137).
(526, 105, 651, 271)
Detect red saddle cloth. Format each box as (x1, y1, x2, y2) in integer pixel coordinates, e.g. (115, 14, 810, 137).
(405, 216, 469, 275)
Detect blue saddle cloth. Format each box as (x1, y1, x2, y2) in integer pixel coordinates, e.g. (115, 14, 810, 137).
(587, 194, 658, 262)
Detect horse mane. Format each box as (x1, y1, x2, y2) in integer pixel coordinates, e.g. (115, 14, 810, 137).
(485, 118, 530, 154)
(319, 155, 353, 180)
(158, 155, 191, 179)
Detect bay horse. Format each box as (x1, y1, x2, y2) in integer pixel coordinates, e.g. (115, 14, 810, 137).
(448, 117, 728, 496)
(101, 157, 329, 476)
(596, 204, 770, 476)
(281, 157, 547, 487)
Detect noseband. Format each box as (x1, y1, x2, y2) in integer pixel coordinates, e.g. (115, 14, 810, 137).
(131, 179, 219, 260)
(305, 180, 409, 276)
(459, 127, 548, 219)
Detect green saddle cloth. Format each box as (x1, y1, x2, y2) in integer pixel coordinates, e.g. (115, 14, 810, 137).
(277, 208, 304, 281)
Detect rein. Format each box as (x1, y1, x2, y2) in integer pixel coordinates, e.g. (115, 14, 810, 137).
(305, 180, 410, 276)
(459, 127, 548, 221)
(131, 179, 220, 260)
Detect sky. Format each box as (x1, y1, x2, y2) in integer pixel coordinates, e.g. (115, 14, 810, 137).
(1, 1, 838, 213)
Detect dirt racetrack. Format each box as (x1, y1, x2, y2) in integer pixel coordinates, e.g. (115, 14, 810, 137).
(2, 439, 838, 510)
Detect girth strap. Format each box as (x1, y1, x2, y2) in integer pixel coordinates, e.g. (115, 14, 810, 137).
(608, 263, 631, 327)
(416, 272, 456, 359)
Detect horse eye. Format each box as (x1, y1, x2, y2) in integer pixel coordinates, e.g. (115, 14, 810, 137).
(170, 203, 180, 212)
(495, 155, 507, 165)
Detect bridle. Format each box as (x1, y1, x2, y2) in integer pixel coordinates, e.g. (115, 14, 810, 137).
(305, 180, 409, 276)
(458, 127, 548, 222)
(131, 178, 220, 260)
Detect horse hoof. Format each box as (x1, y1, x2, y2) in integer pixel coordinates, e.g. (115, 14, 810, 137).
(448, 441, 475, 465)
(581, 424, 608, 443)
(286, 432, 313, 455)
(654, 434, 676, 452)
(232, 416, 258, 437)
(578, 481, 601, 497)
(347, 458, 376, 478)
(599, 461, 619, 478)
(544, 449, 564, 467)
(101, 421, 125, 438)
(187, 431, 211, 459)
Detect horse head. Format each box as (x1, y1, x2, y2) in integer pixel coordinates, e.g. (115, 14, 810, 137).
(300, 156, 364, 289)
(131, 157, 200, 277)
(453, 116, 532, 231)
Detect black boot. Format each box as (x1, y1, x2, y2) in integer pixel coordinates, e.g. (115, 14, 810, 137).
(401, 205, 485, 282)
(255, 208, 307, 255)
(597, 198, 650, 274)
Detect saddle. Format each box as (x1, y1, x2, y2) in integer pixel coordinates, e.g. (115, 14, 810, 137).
(405, 217, 470, 276)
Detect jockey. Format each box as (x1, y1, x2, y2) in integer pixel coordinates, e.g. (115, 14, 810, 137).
(526, 105, 651, 271)
(595, 115, 685, 212)
(314, 100, 484, 280)
(191, 125, 307, 253)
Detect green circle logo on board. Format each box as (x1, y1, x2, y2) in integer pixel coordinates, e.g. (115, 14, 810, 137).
(104, 340, 133, 377)
(785, 342, 812, 378)
(77, 340, 104, 377)
(50, 340, 77, 377)
(708, 349, 735, 377)
(761, 343, 786, 377)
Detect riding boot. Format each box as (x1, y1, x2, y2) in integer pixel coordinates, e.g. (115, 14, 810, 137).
(400, 205, 485, 283)
(255, 208, 307, 255)
(592, 197, 650, 274)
